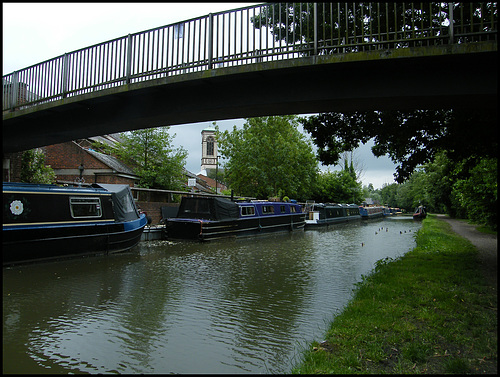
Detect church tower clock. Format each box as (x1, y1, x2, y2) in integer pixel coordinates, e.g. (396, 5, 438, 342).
(200, 126, 217, 173)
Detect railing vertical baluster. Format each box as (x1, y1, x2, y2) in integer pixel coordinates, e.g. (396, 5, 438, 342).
(62, 53, 69, 98)
(160, 28, 165, 75)
(208, 13, 214, 69)
(227, 13, 231, 64)
(448, 2, 454, 45)
(245, 10, 248, 63)
(181, 23, 185, 70)
(183, 22, 191, 72)
(10, 71, 18, 111)
(98, 44, 103, 88)
(42, 63, 47, 100)
(197, 19, 201, 70)
(90, 46, 95, 90)
(165, 26, 170, 76)
(175, 25, 180, 70)
(126, 34, 132, 84)
(72, 52, 76, 95)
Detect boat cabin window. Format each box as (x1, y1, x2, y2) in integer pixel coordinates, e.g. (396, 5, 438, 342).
(241, 206, 255, 216)
(290, 206, 297, 213)
(280, 205, 286, 214)
(70, 197, 102, 218)
(262, 205, 275, 214)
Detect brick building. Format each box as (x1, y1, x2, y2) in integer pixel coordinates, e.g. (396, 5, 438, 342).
(196, 173, 227, 194)
(42, 140, 139, 186)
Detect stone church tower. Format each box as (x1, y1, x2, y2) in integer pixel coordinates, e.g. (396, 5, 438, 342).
(200, 126, 218, 173)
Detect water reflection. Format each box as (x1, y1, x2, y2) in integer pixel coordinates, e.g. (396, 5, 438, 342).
(3, 217, 421, 374)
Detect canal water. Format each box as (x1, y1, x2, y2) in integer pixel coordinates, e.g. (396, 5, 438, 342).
(3, 217, 421, 374)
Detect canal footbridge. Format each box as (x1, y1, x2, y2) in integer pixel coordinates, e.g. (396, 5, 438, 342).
(3, 2, 497, 153)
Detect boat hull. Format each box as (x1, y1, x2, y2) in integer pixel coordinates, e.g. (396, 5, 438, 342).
(3, 216, 147, 265)
(413, 205, 427, 220)
(304, 203, 361, 228)
(305, 215, 361, 228)
(361, 212, 384, 219)
(359, 206, 385, 219)
(165, 214, 305, 241)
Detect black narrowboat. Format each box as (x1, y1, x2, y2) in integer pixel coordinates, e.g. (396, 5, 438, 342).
(304, 203, 361, 228)
(3, 182, 147, 265)
(164, 196, 305, 241)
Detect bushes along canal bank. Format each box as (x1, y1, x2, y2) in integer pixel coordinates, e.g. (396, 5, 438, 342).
(292, 215, 497, 374)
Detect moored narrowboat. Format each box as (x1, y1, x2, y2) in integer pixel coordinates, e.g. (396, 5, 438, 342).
(3, 182, 147, 265)
(413, 205, 427, 220)
(164, 196, 305, 241)
(305, 203, 361, 228)
(359, 205, 385, 219)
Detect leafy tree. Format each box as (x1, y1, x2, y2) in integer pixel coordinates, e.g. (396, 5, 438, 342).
(379, 183, 398, 207)
(417, 151, 455, 214)
(314, 169, 363, 204)
(20, 149, 56, 184)
(375, 152, 497, 229)
(300, 109, 497, 183)
(451, 157, 497, 229)
(216, 116, 318, 200)
(251, 3, 496, 54)
(362, 183, 382, 204)
(251, 3, 453, 54)
(99, 127, 187, 190)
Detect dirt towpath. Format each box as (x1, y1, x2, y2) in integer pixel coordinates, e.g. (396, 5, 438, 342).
(435, 214, 497, 287)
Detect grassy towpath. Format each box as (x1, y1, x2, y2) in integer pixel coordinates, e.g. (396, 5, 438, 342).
(292, 214, 497, 374)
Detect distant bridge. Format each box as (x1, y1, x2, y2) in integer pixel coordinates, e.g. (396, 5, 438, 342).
(3, 2, 497, 153)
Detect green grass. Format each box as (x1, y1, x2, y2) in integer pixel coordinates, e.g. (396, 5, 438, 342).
(292, 215, 497, 374)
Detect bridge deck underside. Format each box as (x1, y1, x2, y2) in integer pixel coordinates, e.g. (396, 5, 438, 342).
(3, 50, 497, 153)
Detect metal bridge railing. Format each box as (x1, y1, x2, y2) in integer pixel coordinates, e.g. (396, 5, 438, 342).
(3, 2, 497, 112)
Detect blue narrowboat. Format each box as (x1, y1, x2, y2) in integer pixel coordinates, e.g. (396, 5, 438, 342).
(164, 196, 305, 241)
(358, 205, 385, 219)
(3, 182, 147, 265)
(305, 203, 361, 228)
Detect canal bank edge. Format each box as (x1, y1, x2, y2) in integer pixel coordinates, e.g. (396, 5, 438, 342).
(292, 214, 497, 374)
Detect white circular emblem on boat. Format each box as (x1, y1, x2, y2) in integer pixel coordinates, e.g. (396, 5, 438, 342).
(10, 200, 23, 215)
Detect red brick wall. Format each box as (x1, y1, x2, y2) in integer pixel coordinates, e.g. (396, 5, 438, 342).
(43, 142, 136, 186)
(95, 175, 136, 185)
(44, 142, 108, 170)
(136, 201, 179, 225)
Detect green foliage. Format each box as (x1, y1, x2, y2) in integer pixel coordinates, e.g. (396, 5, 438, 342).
(251, 3, 465, 55)
(102, 127, 187, 191)
(451, 157, 497, 229)
(20, 149, 56, 184)
(363, 182, 382, 204)
(216, 116, 318, 200)
(361, 152, 497, 230)
(379, 182, 398, 207)
(314, 169, 363, 203)
(300, 109, 497, 184)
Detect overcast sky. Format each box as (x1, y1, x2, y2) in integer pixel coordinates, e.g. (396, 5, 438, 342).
(3, 2, 398, 189)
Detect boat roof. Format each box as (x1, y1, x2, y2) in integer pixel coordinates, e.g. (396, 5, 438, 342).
(313, 203, 359, 207)
(3, 182, 109, 195)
